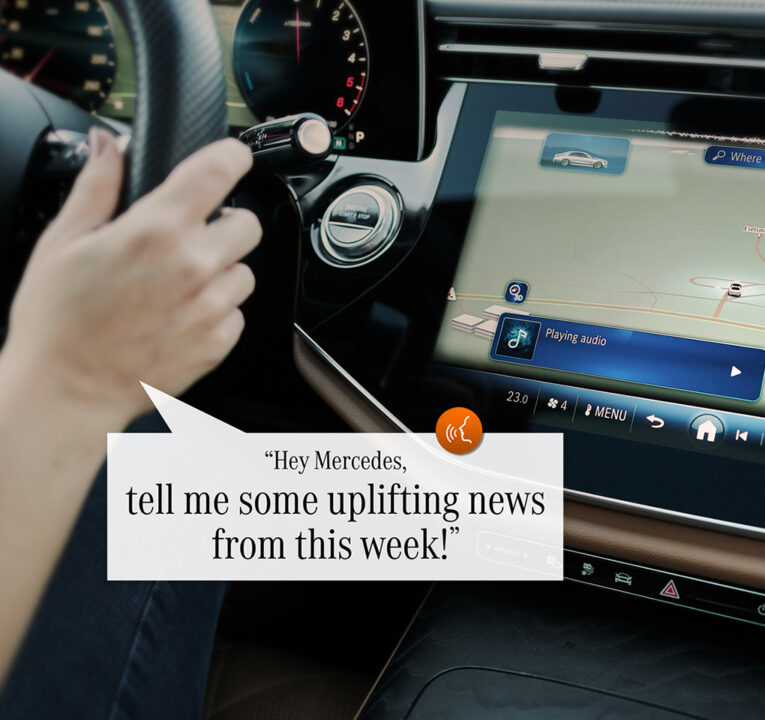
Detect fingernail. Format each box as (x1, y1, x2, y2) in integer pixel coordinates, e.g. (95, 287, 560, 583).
(116, 134, 130, 154)
(88, 127, 109, 159)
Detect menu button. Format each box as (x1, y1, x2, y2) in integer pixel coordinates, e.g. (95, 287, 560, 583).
(573, 398, 636, 436)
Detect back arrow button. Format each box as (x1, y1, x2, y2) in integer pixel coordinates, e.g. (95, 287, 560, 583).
(646, 414, 665, 429)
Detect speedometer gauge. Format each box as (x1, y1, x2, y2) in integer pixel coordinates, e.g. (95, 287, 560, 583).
(0, 0, 116, 112)
(233, 0, 369, 130)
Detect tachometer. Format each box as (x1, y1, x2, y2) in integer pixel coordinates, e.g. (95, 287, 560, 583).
(233, 0, 369, 130)
(0, 0, 116, 112)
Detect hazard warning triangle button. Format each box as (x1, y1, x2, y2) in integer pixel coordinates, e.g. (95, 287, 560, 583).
(660, 579, 680, 599)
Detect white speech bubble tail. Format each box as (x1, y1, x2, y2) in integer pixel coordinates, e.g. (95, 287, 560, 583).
(139, 382, 242, 440)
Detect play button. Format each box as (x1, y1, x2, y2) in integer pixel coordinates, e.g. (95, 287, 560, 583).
(731, 365, 742, 377)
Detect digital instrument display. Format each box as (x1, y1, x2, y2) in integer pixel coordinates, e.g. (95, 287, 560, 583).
(95, 0, 420, 160)
(97, 1, 259, 127)
(0, 0, 116, 112)
(233, 0, 369, 131)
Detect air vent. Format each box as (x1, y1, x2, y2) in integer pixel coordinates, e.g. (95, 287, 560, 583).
(432, 17, 765, 95)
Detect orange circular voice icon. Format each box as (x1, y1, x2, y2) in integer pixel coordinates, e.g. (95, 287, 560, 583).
(436, 407, 483, 454)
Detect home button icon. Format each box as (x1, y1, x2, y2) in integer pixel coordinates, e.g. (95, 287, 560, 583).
(689, 414, 725, 448)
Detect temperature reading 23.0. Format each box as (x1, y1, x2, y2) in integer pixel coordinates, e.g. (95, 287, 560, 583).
(233, 0, 369, 131)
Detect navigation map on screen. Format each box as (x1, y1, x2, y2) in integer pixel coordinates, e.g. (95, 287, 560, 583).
(435, 110, 765, 412)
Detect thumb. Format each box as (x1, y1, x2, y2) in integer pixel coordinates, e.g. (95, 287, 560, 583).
(48, 127, 125, 243)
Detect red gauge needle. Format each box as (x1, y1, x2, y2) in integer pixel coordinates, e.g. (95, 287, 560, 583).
(25, 47, 55, 82)
(295, 7, 301, 63)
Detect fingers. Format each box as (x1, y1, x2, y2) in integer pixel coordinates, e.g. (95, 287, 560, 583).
(48, 128, 124, 242)
(147, 138, 253, 224)
(199, 207, 262, 275)
(204, 309, 246, 371)
(109, 204, 261, 306)
(183, 262, 255, 331)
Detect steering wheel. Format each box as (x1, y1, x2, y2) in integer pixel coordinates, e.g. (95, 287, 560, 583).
(0, 0, 228, 252)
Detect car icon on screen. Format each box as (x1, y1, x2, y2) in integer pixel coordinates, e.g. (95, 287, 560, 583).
(728, 281, 743, 298)
(553, 150, 609, 169)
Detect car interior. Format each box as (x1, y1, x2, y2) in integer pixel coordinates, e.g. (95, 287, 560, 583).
(2, 0, 765, 718)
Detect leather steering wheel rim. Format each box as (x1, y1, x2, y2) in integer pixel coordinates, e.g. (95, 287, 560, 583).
(112, 0, 228, 204)
(0, 0, 228, 328)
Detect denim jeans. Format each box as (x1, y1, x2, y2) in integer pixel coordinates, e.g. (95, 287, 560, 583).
(0, 413, 226, 719)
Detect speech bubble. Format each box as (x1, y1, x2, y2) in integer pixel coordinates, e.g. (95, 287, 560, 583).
(107, 385, 563, 581)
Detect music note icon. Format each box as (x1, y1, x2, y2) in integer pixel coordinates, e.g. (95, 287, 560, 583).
(493, 317, 542, 361)
(507, 328, 528, 349)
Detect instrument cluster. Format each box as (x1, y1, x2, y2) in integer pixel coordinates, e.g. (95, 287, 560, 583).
(0, 0, 423, 160)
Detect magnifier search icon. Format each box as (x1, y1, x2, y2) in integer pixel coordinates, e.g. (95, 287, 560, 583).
(713, 150, 726, 161)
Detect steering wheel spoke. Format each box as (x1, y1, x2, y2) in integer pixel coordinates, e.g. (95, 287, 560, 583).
(0, 0, 230, 324)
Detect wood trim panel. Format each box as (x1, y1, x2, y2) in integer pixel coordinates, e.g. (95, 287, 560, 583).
(294, 331, 765, 589)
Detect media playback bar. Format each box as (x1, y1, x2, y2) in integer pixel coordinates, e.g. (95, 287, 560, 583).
(490, 314, 765, 402)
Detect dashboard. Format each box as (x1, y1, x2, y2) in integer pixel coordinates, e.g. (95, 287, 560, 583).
(3, 0, 765, 593)
(0, 0, 423, 159)
(4, 3, 765, 716)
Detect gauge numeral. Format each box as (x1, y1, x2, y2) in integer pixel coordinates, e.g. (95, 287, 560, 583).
(1, 1, 116, 113)
(235, 0, 368, 131)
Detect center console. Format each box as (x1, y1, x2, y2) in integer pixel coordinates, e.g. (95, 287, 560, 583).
(355, 579, 765, 720)
(289, 2, 765, 716)
(295, 78, 765, 536)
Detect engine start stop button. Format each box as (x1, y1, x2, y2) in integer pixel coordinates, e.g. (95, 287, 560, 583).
(320, 184, 403, 266)
(329, 191, 381, 228)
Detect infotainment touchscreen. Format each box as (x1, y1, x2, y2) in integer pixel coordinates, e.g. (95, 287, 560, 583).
(433, 86, 765, 475)
(436, 109, 765, 408)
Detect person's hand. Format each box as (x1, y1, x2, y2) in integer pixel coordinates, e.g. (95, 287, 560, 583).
(1, 128, 261, 429)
